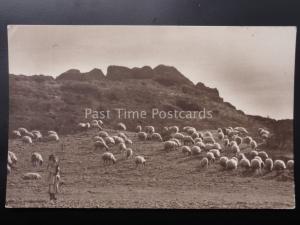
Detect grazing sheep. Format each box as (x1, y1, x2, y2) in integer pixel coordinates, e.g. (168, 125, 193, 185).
(243, 136, 253, 145)
(287, 160, 294, 170)
(151, 133, 163, 142)
(116, 122, 126, 131)
(206, 152, 215, 163)
(274, 160, 286, 171)
(125, 138, 133, 145)
(8, 151, 17, 166)
(250, 150, 259, 159)
(226, 159, 238, 170)
(194, 137, 203, 143)
(217, 128, 223, 133)
(136, 125, 142, 133)
(124, 148, 133, 159)
(31, 152, 43, 167)
(93, 136, 105, 143)
(223, 139, 230, 147)
(98, 120, 104, 126)
(138, 132, 147, 141)
(78, 122, 90, 131)
(102, 152, 117, 165)
(145, 126, 155, 134)
(32, 130, 42, 140)
(250, 140, 257, 150)
(212, 143, 221, 150)
(186, 128, 197, 135)
(220, 156, 229, 168)
(250, 158, 263, 175)
(195, 141, 206, 149)
(183, 126, 194, 132)
(183, 136, 195, 145)
(104, 136, 116, 146)
(204, 143, 215, 151)
(209, 149, 220, 158)
(204, 131, 213, 138)
(203, 136, 215, 144)
(182, 146, 192, 156)
(191, 132, 199, 139)
(117, 132, 128, 140)
(90, 120, 101, 129)
(191, 146, 202, 155)
(218, 132, 225, 140)
(7, 154, 13, 166)
(173, 132, 185, 140)
(234, 127, 248, 134)
(94, 140, 109, 151)
(239, 158, 251, 170)
(235, 136, 242, 146)
(23, 172, 41, 180)
(22, 135, 33, 144)
(18, 127, 29, 135)
(135, 156, 146, 168)
(25, 131, 35, 139)
(12, 130, 21, 138)
(113, 136, 125, 144)
(48, 133, 59, 142)
(169, 138, 181, 147)
(257, 151, 268, 161)
(199, 157, 209, 169)
(168, 126, 179, 134)
(98, 131, 109, 138)
(231, 144, 240, 155)
(264, 158, 274, 172)
(119, 143, 127, 152)
(164, 140, 177, 151)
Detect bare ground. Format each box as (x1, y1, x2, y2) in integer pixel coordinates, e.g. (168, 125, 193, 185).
(6, 129, 295, 208)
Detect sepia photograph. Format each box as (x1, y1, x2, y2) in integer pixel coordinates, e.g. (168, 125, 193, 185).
(5, 25, 296, 208)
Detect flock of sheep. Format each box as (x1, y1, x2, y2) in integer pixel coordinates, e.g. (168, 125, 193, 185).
(8, 120, 294, 184)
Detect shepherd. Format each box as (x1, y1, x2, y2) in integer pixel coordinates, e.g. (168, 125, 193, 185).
(47, 154, 60, 202)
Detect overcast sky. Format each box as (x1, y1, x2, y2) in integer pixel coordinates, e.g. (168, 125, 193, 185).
(8, 25, 296, 120)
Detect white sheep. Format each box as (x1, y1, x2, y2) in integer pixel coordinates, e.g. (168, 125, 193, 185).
(226, 159, 238, 170)
(22, 172, 41, 180)
(113, 136, 125, 144)
(31, 152, 43, 167)
(218, 132, 225, 140)
(212, 143, 221, 150)
(194, 137, 203, 143)
(98, 131, 109, 138)
(169, 138, 181, 147)
(209, 149, 220, 158)
(173, 132, 185, 140)
(220, 156, 229, 168)
(119, 143, 127, 152)
(204, 143, 215, 151)
(186, 128, 197, 135)
(135, 156, 146, 168)
(48, 133, 59, 142)
(183, 135, 195, 145)
(231, 144, 240, 155)
(206, 152, 215, 163)
(243, 136, 253, 145)
(199, 157, 209, 169)
(250, 140, 257, 150)
(116, 122, 126, 131)
(168, 126, 179, 134)
(273, 160, 286, 171)
(18, 127, 29, 135)
(22, 135, 33, 144)
(182, 146, 192, 156)
(124, 148, 133, 159)
(12, 130, 21, 138)
(264, 158, 274, 172)
(223, 139, 230, 147)
(250, 158, 263, 175)
(32, 130, 42, 140)
(239, 158, 251, 170)
(94, 140, 109, 151)
(136, 125, 142, 133)
(191, 146, 201, 155)
(145, 126, 155, 134)
(7, 164, 11, 175)
(164, 140, 177, 151)
(257, 151, 268, 161)
(151, 133, 163, 142)
(125, 138, 133, 145)
(202, 136, 215, 144)
(250, 150, 259, 159)
(98, 120, 104, 126)
(8, 151, 17, 166)
(48, 130, 57, 136)
(235, 136, 242, 146)
(138, 132, 147, 141)
(234, 127, 248, 134)
(102, 152, 117, 165)
(287, 160, 294, 170)
(93, 136, 105, 143)
(104, 136, 116, 146)
(237, 152, 246, 160)
(203, 131, 213, 137)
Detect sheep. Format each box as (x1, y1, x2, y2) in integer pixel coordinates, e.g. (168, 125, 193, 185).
(7, 154, 13, 167)
(231, 144, 240, 155)
(226, 159, 238, 170)
(117, 132, 128, 140)
(206, 152, 215, 163)
(229, 140, 237, 147)
(94, 140, 109, 151)
(250, 140, 257, 150)
(32, 130, 42, 140)
(12, 130, 21, 138)
(183, 136, 194, 145)
(48, 130, 58, 136)
(98, 131, 109, 138)
(203, 131, 213, 138)
(223, 138, 230, 147)
(135, 156, 146, 168)
(220, 156, 229, 168)
(264, 158, 274, 172)
(93, 136, 105, 143)
(243, 136, 253, 145)
(191, 132, 199, 139)
(203, 136, 215, 144)
(31, 152, 43, 167)
(168, 126, 179, 134)
(173, 132, 185, 140)
(119, 143, 127, 152)
(199, 157, 209, 169)
(273, 160, 286, 172)
(22, 135, 33, 144)
(90, 120, 102, 129)
(22, 172, 41, 180)
(102, 152, 116, 165)
(169, 138, 181, 147)
(194, 137, 203, 143)
(195, 141, 206, 149)
(183, 126, 194, 132)
(212, 143, 221, 150)
(186, 128, 197, 135)
(116, 122, 126, 131)
(217, 128, 223, 133)
(138, 132, 147, 141)
(104, 136, 116, 146)
(250, 150, 259, 159)
(235, 136, 242, 146)
(98, 120, 104, 126)
(164, 140, 177, 151)
(113, 136, 125, 144)
(239, 158, 251, 170)
(209, 149, 220, 158)
(48, 133, 59, 142)
(287, 160, 294, 170)
(151, 133, 163, 142)
(257, 151, 268, 161)
(250, 158, 263, 175)
(204, 143, 215, 151)
(218, 132, 225, 140)
(18, 127, 29, 135)
(182, 146, 192, 156)
(191, 146, 201, 155)
(234, 127, 248, 134)
(78, 122, 90, 131)
(145, 126, 155, 134)
(124, 148, 133, 159)
(136, 125, 142, 133)
(7, 164, 11, 175)
(8, 151, 17, 166)
(125, 138, 133, 145)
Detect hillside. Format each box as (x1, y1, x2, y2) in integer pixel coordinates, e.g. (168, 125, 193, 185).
(8, 64, 293, 153)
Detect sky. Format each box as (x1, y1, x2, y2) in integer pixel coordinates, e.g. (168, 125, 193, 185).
(7, 25, 296, 120)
